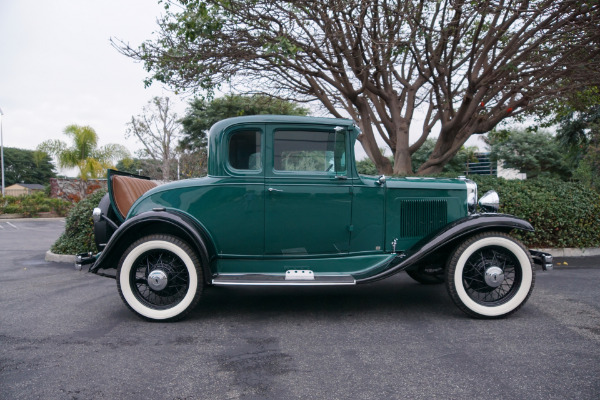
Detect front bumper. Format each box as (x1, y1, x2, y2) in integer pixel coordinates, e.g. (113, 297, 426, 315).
(530, 250, 553, 271)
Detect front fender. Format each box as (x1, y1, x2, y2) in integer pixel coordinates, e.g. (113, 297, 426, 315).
(89, 210, 215, 283)
(355, 213, 533, 283)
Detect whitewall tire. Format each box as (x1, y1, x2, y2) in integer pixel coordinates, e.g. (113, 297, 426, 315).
(445, 232, 534, 318)
(117, 234, 203, 321)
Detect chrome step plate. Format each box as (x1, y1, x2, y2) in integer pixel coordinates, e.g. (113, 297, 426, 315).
(212, 273, 355, 286)
(285, 270, 314, 280)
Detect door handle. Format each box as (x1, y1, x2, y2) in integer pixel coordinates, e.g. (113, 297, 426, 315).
(268, 188, 283, 192)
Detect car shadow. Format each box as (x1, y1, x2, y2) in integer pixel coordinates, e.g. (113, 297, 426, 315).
(186, 273, 457, 321)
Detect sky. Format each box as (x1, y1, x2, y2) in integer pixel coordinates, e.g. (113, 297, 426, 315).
(0, 0, 487, 177)
(0, 0, 185, 165)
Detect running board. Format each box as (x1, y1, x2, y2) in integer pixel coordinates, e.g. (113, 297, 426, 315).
(212, 274, 356, 286)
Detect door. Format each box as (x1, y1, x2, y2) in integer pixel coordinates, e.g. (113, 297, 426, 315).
(265, 124, 352, 255)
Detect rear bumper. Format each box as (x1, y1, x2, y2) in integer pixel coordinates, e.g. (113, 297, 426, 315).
(530, 250, 553, 271)
(75, 252, 96, 271)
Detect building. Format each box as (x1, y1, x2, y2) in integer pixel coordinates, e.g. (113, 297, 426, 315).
(4, 183, 45, 196)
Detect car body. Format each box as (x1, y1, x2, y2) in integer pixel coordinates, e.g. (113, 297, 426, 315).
(84, 115, 552, 321)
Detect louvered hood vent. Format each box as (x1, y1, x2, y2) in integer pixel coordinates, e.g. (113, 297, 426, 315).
(399, 199, 448, 237)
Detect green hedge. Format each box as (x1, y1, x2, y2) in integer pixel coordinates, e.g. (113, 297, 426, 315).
(471, 176, 600, 248)
(0, 193, 71, 217)
(51, 190, 106, 255)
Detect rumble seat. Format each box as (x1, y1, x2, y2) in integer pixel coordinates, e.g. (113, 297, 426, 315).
(111, 175, 158, 218)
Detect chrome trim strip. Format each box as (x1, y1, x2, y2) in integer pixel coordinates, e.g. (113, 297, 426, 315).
(212, 280, 356, 286)
(212, 272, 356, 286)
(216, 273, 354, 277)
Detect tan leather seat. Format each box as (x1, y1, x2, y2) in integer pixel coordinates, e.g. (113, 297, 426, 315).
(111, 175, 158, 217)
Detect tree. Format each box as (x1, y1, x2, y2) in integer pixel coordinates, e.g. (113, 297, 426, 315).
(178, 151, 207, 178)
(2, 147, 56, 186)
(556, 104, 600, 188)
(127, 97, 180, 180)
(116, 0, 600, 175)
(411, 139, 478, 174)
(179, 94, 309, 152)
(488, 128, 570, 179)
(116, 157, 166, 180)
(38, 125, 129, 180)
(356, 140, 478, 175)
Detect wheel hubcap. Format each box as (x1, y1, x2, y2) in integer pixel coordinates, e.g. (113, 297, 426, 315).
(484, 266, 504, 288)
(147, 269, 168, 291)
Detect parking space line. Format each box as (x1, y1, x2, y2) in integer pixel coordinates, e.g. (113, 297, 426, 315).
(6, 222, 18, 229)
(0, 223, 4, 229)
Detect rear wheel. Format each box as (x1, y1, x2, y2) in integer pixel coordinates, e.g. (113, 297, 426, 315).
(445, 232, 534, 318)
(117, 234, 203, 321)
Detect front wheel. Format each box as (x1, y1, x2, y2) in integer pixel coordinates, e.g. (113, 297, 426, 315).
(117, 234, 203, 321)
(445, 232, 534, 318)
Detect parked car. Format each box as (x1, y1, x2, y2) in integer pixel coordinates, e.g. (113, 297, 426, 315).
(82, 115, 552, 321)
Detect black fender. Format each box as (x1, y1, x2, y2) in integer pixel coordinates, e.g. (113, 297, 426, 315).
(355, 213, 534, 284)
(89, 210, 216, 284)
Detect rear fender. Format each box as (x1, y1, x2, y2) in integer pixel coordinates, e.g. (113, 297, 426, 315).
(355, 213, 534, 283)
(89, 210, 216, 284)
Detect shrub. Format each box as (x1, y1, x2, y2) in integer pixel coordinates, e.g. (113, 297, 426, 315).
(0, 192, 71, 216)
(356, 158, 379, 175)
(471, 176, 600, 248)
(51, 190, 106, 255)
(2, 204, 21, 214)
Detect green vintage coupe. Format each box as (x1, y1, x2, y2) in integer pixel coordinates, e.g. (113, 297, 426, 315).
(83, 115, 552, 321)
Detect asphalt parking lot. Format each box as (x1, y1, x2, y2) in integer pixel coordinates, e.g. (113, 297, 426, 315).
(1, 219, 599, 400)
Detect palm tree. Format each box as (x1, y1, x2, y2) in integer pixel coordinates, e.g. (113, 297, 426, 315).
(38, 125, 129, 180)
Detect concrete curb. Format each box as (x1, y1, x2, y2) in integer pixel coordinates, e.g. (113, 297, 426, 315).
(0, 213, 25, 219)
(45, 250, 76, 264)
(532, 248, 600, 257)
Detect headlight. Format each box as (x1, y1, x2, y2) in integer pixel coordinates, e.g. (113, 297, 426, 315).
(459, 176, 477, 214)
(479, 190, 500, 213)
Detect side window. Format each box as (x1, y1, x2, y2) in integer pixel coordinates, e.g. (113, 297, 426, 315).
(274, 130, 346, 173)
(228, 130, 262, 170)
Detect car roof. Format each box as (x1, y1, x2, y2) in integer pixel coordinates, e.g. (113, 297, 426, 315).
(208, 115, 355, 137)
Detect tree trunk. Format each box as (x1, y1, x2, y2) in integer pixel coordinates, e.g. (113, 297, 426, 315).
(355, 101, 394, 175)
(162, 157, 170, 181)
(358, 135, 393, 175)
(391, 119, 413, 175)
(417, 127, 467, 175)
(392, 147, 413, 175)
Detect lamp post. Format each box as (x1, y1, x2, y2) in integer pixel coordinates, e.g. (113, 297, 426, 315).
(0, 107, 5, 197)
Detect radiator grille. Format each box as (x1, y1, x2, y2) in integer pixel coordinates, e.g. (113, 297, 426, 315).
(399, 199, 448, 237)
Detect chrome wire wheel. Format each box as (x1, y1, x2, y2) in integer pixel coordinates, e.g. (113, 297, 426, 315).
(461, 246, 521, 305)
(117, 235, 203, 321)
(129, 249, 190, 310)
(446, 232, 534, 318)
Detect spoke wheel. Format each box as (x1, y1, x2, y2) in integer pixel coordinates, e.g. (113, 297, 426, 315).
(117, 234, 203, 321)
(461, 246, 520, 305)
(445, 232, 534, 318)
(129, 249, 190, 309)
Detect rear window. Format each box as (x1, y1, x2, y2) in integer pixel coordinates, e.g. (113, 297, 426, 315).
(228, 130, 262, 170)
